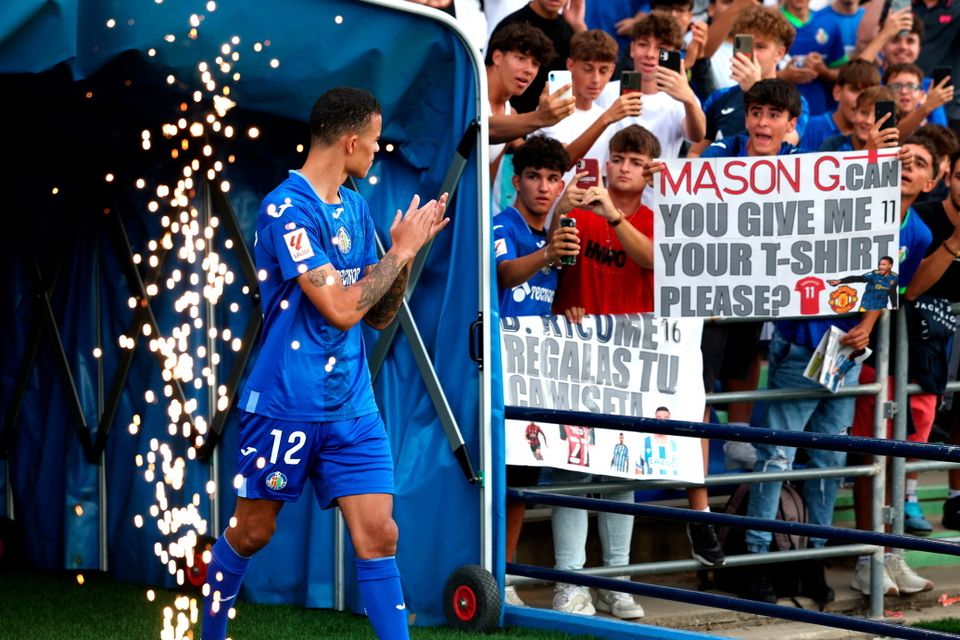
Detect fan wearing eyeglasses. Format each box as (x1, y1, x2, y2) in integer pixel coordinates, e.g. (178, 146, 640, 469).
(883, 62, 953, 131)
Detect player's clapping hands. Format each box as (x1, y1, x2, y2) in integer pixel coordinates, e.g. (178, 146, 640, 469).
(389, 192, 449, 260)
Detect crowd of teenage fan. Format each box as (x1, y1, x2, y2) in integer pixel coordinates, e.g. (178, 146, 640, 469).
(424, 0, 960, 619)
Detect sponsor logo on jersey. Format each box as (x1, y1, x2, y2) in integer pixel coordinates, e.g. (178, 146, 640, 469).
(339, 267, 362, 285)
(283, 228, 315, 262)
(336, 226, 352, 254)
(267, 198, 294, 218)
(266, 471, 288, 491)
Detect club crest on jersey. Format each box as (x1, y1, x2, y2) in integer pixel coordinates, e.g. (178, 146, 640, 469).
(265, 471, 288, 491)
(335, 226, 352, 254)
(815, 28, 828, 45)
(283, 228, 315, 262)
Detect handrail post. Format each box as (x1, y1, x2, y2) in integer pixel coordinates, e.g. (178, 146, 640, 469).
(892, 310, 909, 539)
(869, 309, 890, 618)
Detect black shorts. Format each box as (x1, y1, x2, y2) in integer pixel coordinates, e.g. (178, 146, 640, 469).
(506, 464, 541, 488)
(700, 321, 763, 393)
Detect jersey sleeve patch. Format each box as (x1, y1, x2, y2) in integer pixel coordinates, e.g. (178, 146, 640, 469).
(283, 227, 316, 262)
(494, 238, 508, 257)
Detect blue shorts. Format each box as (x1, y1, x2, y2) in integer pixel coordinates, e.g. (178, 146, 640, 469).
(235, 411, 395, 508)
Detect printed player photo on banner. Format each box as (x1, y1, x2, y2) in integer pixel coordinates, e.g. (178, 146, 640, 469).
(653, 149, 902, 319)
(501, 314, 706, 484)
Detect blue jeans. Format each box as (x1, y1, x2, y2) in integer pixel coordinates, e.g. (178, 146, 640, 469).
(745, 329, 859, 553)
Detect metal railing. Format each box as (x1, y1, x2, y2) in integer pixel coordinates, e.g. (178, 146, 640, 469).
(503, 305, 960, 636)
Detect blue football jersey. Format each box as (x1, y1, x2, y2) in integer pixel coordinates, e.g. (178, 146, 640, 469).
(785, 7, 848, 115)
(700, 134, 799, 158)
(239, 171, 380, 421)
(801, 112, 840, 153)
(494, 207, 558, 316)
(704, 85, 810, 142)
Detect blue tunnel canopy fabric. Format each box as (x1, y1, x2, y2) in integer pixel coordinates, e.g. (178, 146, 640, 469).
(0, 0, 485, 625)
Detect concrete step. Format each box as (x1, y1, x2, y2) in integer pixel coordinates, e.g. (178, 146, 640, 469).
(511, 565, 960, 639)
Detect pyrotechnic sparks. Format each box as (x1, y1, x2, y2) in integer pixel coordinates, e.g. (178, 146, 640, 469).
(107, 5, 287, 638)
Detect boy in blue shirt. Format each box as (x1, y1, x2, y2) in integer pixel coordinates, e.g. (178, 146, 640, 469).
(202, 87, 449, 640)
(494, 135, 578, 316)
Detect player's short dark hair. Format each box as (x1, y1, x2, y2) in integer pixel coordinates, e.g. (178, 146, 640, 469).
(744, 79, 802, 118)
(609, 124, 661, 158)
(656, 406, 670, 413)
(632, 11, 683, 50)
(488, 23, 556, 67)
(837, 59, 880, 89)
(880, 256, 894, 264)
(882, 62, 924, 85)
(569, 29, 618, 63)
(904, 134, 941, 178)
(731, 6, 796, 50)
(309, 87, 381, 146)
(512, 135, 570, 176)
(914, 124, 960, 164)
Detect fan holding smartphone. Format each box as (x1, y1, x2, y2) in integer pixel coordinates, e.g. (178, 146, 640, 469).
(612, 12, 705, 158)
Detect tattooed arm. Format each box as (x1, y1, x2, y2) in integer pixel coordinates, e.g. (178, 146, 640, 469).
(297, 194, 448, 331)
(363, 261, 411, 330)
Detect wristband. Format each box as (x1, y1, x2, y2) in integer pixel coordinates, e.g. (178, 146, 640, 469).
(608, 211, 624, 227)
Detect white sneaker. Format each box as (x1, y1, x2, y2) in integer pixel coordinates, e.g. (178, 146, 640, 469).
(552, 583, 595, 616)
(885, 554, 934, 594)
(850, 560, 898, 596)
(504, 585, 525, 607)
(596, 588, 645, 619)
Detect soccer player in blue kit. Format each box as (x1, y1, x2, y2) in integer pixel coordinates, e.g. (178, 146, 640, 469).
(201, 87, 448, 640)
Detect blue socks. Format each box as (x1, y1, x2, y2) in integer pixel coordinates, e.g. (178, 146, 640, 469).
(356, 556, 409, 640)
(202, 535, 251, 640)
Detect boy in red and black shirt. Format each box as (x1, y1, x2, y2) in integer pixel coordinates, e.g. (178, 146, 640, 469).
(552, 124, 657, 321)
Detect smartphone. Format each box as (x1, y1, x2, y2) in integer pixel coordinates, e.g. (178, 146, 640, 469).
(733, 34, 754, 57)
(889, 0, 912, 36)
(934, 66, 953, 88)
(575, 158, 600, 189)
(559, 217, 577, 266)
(621, 70, 642, 95)
(658, 49, 682, 74)
(548, 70, 573, 99)
(875, 100, 897, 128)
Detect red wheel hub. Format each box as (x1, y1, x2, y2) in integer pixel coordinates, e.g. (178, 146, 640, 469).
(186, 550, 208, 587)
(452, 585, 478, 621)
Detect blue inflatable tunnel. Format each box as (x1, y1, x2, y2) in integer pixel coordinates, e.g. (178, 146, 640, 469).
(0, 0, 497, 628)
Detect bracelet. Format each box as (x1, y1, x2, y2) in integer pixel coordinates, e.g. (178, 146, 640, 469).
(608, 211, 624, 227)
(942, 241, 960, 260)
(544, 247, 556, 268)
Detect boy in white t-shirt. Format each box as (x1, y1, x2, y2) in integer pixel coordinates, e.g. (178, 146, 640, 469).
(538, 29, 643, 175)
(599, 12, 707, 159)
